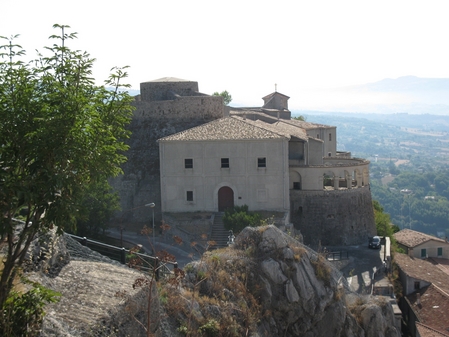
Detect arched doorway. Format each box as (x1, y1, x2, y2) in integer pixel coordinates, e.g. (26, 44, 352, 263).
(218, 186, 234, 212)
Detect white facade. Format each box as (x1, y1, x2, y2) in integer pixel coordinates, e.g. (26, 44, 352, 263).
(159, 137, 289, 213)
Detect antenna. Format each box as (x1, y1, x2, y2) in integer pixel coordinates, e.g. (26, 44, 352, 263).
(275, 83, 277, 92)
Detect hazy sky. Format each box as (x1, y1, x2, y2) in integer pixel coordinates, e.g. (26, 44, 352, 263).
(2, 0, 448, 110)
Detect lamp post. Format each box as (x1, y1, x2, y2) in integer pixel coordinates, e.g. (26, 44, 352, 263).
(145, 203, 155, 244)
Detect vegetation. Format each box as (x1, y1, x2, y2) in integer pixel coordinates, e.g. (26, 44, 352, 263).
(0, 25, 133, 332)
(223, 205, 262, 233)
(1, 280, 60, 337)
(212, 90, 232, 106)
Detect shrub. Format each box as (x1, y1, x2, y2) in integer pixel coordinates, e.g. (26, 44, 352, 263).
(223, 205, 262, 233)
(1, 281, 60, 337)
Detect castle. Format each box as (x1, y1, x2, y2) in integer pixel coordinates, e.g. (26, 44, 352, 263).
(110, 77, 376, 246)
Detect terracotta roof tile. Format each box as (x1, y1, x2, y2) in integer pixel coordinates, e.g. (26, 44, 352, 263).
(158, 117, 286, 142)
(408, 285, 449, 336)
(394, 253, 449, 294)
(416, 322, 449, 337)
(394, 229, 446, 248)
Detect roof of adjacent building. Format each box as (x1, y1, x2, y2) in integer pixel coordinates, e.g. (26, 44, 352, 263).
(394, 253, 449, 294)
(394, 229, 446, 248)
(407, 285, 449, 336)
(158, 116, 287, 142)
(283, 118, 335, 130)
(232, 116, 309, 141)
(416, 322, 449, 337)
(262, 91, 290, 100)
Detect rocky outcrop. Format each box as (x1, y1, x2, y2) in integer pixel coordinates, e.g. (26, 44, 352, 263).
(27, 225, 399, 336)
(162, 225, 400, 337)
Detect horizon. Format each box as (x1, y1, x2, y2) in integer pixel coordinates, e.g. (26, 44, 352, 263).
(2, 0, 449, 114)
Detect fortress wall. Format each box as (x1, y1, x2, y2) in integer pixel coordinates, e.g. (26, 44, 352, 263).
(140, 81, 199, 101)
(109, 96, 224, 224)
(132, 97, 224, 120)
(290, 186, 376, 246)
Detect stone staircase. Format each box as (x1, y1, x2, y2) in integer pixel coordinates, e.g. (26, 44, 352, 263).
(210, 213, 230, 249)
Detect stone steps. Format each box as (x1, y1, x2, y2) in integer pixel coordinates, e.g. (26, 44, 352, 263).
(210, 213, 230, 249)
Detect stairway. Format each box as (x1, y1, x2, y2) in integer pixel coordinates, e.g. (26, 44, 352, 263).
(210, 213, 231, 249)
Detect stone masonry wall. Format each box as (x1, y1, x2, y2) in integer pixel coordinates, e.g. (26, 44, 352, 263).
(290, 186, 376, 246)
(109, 94, 224, 224)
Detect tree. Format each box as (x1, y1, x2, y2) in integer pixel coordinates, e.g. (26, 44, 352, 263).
(213, 90, 232, 106)
(75, 180, 121, 238)
(293, 115, 307, 121)
(0, 25, 134, 319)
(373, 200, 393, 237)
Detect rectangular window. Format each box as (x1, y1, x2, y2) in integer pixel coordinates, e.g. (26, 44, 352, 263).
(185, 158, 193, 169)
(258, 157, 266, 168)
(221, 158, 229, 168)
(186, 191, 193, 201)
(293, 182, 301, 190)
(438, 247, 443, 257)
(421, 248, 427, 258)
(414, 281, 420, 290)
(316, 134, 320, 139)
(329, 133, 332, 141)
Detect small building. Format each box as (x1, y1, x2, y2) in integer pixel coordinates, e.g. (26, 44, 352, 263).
(394, 229, 449, 259)
(394, 253, 449, 337)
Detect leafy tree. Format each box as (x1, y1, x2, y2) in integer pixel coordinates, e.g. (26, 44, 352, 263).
(373, 200, 393, 237)
(75, 180, 121, 238)
(0, 24, 134, 322)
(293, 115, 306, 121)
(213, 90, 232, 106)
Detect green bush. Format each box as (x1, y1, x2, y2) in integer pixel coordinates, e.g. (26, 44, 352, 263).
(1, 281, 60, 337)
(223, 205, 262, 233)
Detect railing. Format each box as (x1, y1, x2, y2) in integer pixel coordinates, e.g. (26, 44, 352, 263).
(326, 251, 349, 261)
(65, 233, 177, 279)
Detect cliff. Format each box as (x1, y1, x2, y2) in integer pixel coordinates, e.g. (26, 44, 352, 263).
(28, 226, 399, 336)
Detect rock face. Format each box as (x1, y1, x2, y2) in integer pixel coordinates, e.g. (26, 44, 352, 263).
(29, 226, 399, 337)
(162, 225, 400, 337)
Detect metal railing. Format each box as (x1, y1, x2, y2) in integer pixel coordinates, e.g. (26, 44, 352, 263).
(65, 233, 177, 279)
(326, 250, 349, 261)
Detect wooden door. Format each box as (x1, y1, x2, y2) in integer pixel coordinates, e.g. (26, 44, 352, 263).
(218, 186, 234, 212)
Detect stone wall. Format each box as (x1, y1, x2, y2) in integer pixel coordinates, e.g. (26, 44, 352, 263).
(109, 89, 224, 224)
(290, 186, 376, 246)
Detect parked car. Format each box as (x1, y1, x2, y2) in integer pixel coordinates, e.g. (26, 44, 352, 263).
(368, 236, 381, 249)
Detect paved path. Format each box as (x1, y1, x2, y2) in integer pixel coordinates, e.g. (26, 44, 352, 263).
(326, 243, 385, 294)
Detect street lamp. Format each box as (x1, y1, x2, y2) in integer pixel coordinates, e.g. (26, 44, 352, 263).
(145, 203, 155, 244)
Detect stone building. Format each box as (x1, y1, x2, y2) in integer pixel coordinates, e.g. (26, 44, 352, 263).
(111, 77, 376, 246)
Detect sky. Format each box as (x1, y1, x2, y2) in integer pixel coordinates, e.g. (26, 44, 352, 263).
(2, 0, 449, 111)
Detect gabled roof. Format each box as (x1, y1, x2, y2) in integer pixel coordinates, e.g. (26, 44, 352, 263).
(262, 91, 290, 100)
(407, 285, 449, 336)
(232, 116, 308, 141)
(394, 253, 449, 294)
(284, 118, 335, 130)
(158, 117, 287, 142)
(394, 229, 446, 248)
(416, 322, 449, 337)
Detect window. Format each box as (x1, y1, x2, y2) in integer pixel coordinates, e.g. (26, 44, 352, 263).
(293, 182, 301, 190)
(421, 248, 427, 258)
(328, 152, 332, 157)
(438, 247, 443, 257)
(316, 134, 320, 139)
(258, 157, 266, 168)
(329, 133, 332, 141)
(414, 281, 420, 290)
(221, 158, 229, 168)
(186, 191, 193, 201)
(185, 158, 193, 169)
